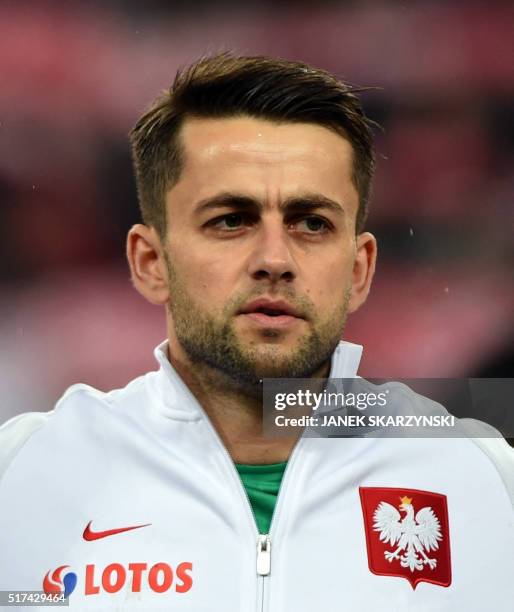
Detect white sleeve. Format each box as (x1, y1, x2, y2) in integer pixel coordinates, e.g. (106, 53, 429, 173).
(460, 417, 514, 511)
(0, 412, 51, 482)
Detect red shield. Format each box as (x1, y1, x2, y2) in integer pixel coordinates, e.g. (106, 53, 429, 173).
(359, 487, 451, 589)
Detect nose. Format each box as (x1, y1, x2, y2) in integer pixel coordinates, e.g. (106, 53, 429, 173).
(247, 218, 298, 283)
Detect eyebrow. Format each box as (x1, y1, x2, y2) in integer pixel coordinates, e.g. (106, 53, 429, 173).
(193, 192, 345, 216)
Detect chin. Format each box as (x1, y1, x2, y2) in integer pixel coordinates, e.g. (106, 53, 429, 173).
(243, 348, 309, 379)
(245, 339, 289, 355)
(240, 326, 304, 344)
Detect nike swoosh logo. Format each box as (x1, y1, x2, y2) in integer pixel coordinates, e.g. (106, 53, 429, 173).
(83, 520, 151, 541)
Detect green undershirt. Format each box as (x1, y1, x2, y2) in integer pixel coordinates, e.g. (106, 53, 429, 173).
(235, 462, 288, 534)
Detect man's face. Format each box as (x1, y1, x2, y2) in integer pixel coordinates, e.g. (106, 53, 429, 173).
(162, 116, 365, 391)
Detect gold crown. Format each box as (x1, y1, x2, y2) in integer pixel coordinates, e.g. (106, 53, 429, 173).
(400, 495, 413, 505)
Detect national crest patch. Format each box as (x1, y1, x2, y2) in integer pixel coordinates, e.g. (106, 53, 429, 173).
(359, 487, 451, 589)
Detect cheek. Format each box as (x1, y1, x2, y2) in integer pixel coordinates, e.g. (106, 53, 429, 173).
(172, 248, 241, 305)
(303, 253, 353, 300)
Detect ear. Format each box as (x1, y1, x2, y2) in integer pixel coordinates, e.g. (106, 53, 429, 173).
(126, 224, 169, 305)
(348, 231, 377, 313)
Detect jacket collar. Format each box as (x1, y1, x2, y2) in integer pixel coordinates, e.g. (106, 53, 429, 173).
(153, 339, 363, 418)
(327, 340, 363, 378)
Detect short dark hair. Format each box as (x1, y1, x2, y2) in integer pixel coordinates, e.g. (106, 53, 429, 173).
(130, 52, 376, 237)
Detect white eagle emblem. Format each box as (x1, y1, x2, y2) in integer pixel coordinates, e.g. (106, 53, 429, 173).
(373, 496, 442, 572)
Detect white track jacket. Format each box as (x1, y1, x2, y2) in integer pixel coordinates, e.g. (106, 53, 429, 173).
(0, 340, 513, 611)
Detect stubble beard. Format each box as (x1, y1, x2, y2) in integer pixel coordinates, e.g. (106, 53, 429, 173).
(165, 257, 351, 396)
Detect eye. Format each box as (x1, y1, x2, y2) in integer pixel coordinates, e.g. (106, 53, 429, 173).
(220, 213, 243, 229)
(208, 212, 252, 231)
(292, 216, 331, 234)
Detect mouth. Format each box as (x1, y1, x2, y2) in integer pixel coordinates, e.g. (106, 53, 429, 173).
(238, 299, 305, 329)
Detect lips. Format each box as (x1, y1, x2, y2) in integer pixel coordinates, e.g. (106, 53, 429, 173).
(238, 298, 305, 329)
(239, 298, 303, 319)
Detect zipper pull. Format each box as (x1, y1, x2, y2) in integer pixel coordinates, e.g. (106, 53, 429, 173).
(256, 534, 271, 576)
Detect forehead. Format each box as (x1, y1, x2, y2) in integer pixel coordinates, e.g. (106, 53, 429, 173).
(177, 116, 355, 180)
(168, 116, 358, 218)
(180, 113, 353, 152)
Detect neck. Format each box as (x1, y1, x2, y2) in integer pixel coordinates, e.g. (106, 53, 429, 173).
(166, 339, 331, 464)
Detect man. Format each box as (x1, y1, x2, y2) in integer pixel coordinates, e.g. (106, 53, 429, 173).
(0, 53, 512, 611)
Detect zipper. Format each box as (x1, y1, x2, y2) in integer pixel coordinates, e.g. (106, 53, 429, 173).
(256, 534, 271, 576)
(177, 381, 306, 611)
(256, 434, 306, 611)
(256, 534, 271, 612)
(202, 411, 307, 611)
(194, 410, 272, 611)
